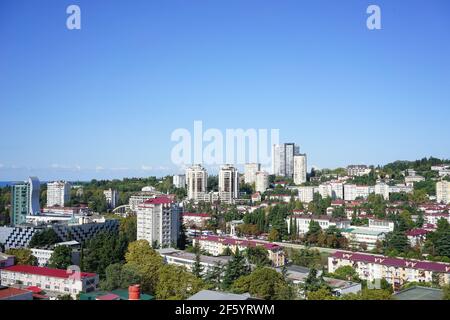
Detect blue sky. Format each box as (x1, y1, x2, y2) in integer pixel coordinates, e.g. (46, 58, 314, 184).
(0, 0, 449, 181)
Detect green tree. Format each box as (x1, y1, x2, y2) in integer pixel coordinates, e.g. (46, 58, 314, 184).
(6, 248, 37, 266)
(307, 287, 337, 300)
(48, 245, 73, 269)
(222, 248, 250, 290)
(231, 267, 295, 300)
(124, 240, 164, 294)
(302, 268, 328, 294)
(246, 246, 271, 267)
(192, 243, 204, 278)
(28, 229, 61, 248)
(156, 264, 205, 300)
(82, 231, 127, 278)
(330, 266, 360, 282)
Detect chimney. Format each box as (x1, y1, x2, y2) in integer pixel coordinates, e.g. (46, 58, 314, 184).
(128, 285, 141, 300)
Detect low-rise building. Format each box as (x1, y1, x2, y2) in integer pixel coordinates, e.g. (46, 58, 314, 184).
(0, 286, 33, 300)
(158, 248, 231, 275)
(193, 235, 285, 267)
(182, 213, 210, 228)
(0, 265, 99, 298)
(286, 214, 351, 236)
(341, 227, 386, 250)
(329, 251, 450, 290)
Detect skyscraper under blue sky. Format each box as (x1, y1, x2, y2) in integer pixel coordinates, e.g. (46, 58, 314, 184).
(0, 0, 449, 180)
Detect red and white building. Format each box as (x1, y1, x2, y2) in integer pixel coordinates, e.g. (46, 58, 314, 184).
(406, 228, 431, 247)
(137, 196, 181, 248)
(424, 213, 450, 225)
(329, 251, 450, 289)
(0, 265, 99, 298)
(193, 235, 285, 267)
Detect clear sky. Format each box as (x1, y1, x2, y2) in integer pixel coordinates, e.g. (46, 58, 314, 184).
(0, 0, 449, 181)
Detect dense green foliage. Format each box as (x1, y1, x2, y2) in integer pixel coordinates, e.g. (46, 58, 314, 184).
(48, 245, 73, 269)
(29, 229, 61, 248)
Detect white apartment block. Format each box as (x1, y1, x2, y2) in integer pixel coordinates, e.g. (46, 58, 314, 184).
(244, 163, 261, 185)
(329, 251, 450, 288)
(405, 175, 425, 186)
(47, 181, 71, 207)
(103, 189, 119, 209)
(344, 184, 374, 201)
(389, 184, 414, 194)
(272, 143, 299, 178)
(173, 174, 186, 189)
(374, 182, 390, 200)
(296, 186, 316, 203)
(136, 196, 181, 248)
(286, 214, 351, 236)
(186, 165, 208, 201)
(218, 165, 239, 204)
(317, 182, 344, 200)
(293, 154, 307, 185)
(347, 165, 371, 177)
(255, 171, 269, 193)
(436, 181, 450, 204)
(193, 235, 285, 267)
(0, 265, 98, 298)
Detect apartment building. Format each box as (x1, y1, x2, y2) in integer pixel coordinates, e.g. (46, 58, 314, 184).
(293, 154, 307, 185)
(103, 188, 119, 209)
(10, 177, 41, 226)
(347, 165, 371, 177)
(286, 214, 351, 236)
(0, 265, 98, 298)
(436, 181, 450, 204)
(255, 171, 269, 193)
(244, 163, 261, 185)
(136, 196, 181, 248)
(173, 174, 186, 189)
(47, 181, 71, 207)
(186, 164, 208, 201)
(328, 251, 450, 289)
(272, 143, 300, 178)
(344, 184, 374, 201)
(218, 165, 239, 204)
(193, 235, 285, 267)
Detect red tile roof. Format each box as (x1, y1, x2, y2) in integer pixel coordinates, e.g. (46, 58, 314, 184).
(142, 197, 173, 205)
(96, 293, 120, 300)
(406, 229, 431, 237)
(183, 213, 210, 218)
(196, 235, 281, 251)
(0, 287, 32, 299)
(331, 251, 450, 273)
(2, 265, 97, 279)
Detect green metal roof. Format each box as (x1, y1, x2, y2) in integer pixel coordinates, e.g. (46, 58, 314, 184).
(79, 289, 154, 301)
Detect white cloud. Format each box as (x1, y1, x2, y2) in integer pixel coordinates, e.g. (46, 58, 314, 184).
(141, 165, 153, 171)
(95, 166, 105, 172)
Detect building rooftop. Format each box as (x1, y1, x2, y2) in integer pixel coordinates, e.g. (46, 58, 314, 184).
(157, 248, 231, 265)
(0, 286, 32, 300)
(195, 235, 282, 251)
(331, 251, 450, 273)
(394, 286, 444, 300)
(79, 289, 154, 301)
(188, 290, 252, 300)
(341, 227, 386, 236)
(2, 265, 97, 279)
